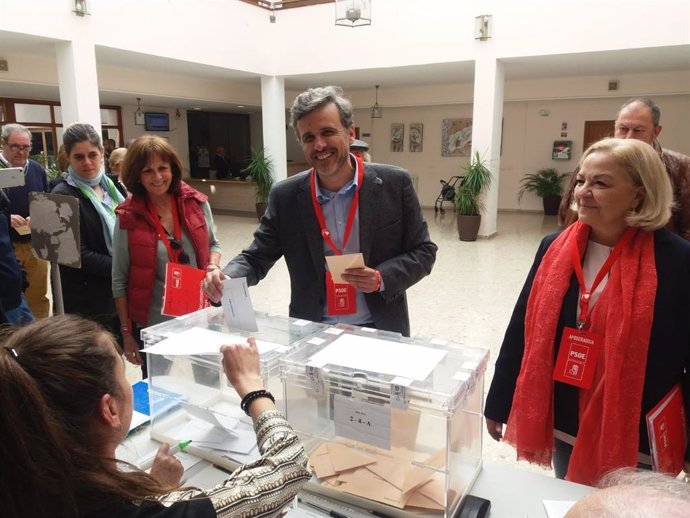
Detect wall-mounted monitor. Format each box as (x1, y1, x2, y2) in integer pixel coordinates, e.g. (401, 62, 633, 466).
(145, 112, 170, 132)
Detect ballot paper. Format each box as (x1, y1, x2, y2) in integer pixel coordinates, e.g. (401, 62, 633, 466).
(543, 500, 576, 518)
(307, 333, 447, 381)
(181, 402, 241, 431)
(308, 440, 448, 512)
(167, 416, 258, 455)
(325, 253, 365, 283)
(143, 326, 282, 356)
(221, 277, 258, 331)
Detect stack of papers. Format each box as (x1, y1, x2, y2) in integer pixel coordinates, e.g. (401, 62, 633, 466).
(165, 402, 260, 464)
(308, 440, 451, 513)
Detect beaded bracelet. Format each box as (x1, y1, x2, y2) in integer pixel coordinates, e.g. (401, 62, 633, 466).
(374, 269, 382, 292)
(240, 389, 275, 415)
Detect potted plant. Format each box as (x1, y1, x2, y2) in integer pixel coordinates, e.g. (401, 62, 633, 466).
(518, 168, 570, 216)
(455, 151, 493, 241)
(242, 147, 274, 221)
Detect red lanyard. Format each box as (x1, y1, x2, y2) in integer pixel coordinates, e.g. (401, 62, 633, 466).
(570, 226, 636, 330)
(309, 154, 364, 256)
(146, 195, 183, 263)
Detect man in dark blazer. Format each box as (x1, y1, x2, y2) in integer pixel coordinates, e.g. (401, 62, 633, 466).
(204, 86, 436, 336)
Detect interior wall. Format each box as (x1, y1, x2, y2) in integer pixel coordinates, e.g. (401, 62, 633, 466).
(120, 103, 190, 173)
(354, 94, 690, 211)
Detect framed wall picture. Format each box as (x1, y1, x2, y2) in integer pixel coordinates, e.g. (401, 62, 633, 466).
(409, 123, 423, 152)
(552, 140, 573, 160)
(441, 118, 472, 157)
(391, 123, 404, 152)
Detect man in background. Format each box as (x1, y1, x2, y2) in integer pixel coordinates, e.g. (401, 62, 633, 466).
(214, 145, 230, 179)
(103, 138, 117, 173)
(559, 98, 690, 239)
(203, 86, 436, 336)
(0, 124, 50, 318)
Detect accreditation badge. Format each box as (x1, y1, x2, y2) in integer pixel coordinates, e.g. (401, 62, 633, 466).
(552, 326, 602, 389)
(326, 271, 356, 315)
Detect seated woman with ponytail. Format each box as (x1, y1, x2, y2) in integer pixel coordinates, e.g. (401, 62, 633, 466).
(50, 123, 127, 336)
(0, 314, 311, 518)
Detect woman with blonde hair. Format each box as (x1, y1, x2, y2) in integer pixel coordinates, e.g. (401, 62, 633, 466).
(485, 138, 690, 485)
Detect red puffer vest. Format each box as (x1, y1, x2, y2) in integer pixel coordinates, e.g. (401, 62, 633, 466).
(116, 181, 211, 325)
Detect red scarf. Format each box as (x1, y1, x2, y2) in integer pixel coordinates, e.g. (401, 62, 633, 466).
(503, 221, 657, 485)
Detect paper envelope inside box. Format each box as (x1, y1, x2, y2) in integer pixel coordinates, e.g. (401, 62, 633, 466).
(308, 440, 448, 513)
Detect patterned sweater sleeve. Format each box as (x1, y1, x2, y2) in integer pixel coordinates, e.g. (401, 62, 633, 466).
(155, 410, 312, 517)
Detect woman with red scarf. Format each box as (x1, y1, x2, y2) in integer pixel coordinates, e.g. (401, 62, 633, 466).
(485, 138, 690, 486)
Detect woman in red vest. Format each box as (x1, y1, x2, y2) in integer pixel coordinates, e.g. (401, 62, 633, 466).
(113, 136, 221, 376)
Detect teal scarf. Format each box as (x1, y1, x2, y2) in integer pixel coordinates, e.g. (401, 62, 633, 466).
(66, 166, 125, 254)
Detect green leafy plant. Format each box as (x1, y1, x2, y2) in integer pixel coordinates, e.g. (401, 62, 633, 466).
(454, 152, 493, 216)
(31, 153, 61, 181)
(518, 168, 569, 202)
(242, 147, 274, 203)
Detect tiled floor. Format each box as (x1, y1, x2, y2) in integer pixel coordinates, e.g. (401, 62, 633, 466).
(127, 208, 560, 476)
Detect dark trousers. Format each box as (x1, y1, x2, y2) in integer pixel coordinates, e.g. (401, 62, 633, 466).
(553, 437, 652, 480)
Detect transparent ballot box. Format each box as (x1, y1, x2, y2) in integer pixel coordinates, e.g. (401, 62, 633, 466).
(280, 326, 489, 518)
(141, 306, 328, 469)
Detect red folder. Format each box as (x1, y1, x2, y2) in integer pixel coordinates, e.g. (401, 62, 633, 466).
(162, 263, 209, 317)
(645, 383, 687, 475)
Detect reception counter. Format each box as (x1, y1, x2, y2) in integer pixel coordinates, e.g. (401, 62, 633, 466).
(187, 178, 256, 215)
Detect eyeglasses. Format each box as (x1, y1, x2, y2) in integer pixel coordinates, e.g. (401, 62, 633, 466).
(7, 144, 32, 152)
(169, 238, 190, 265)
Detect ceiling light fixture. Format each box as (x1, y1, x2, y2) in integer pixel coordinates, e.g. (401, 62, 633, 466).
(134, 97, 145, 125)
(475, 14, 492, 41)
(335, 0, 371, 28)
(73, 0, 89, 16)
(370, 85, 383, 119)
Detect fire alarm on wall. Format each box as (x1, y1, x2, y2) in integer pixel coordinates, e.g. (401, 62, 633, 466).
(608, 80, 619, 91)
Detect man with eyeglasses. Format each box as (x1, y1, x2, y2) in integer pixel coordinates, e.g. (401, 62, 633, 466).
(559, 98, 690, 240)
(0, 123, 50, 319)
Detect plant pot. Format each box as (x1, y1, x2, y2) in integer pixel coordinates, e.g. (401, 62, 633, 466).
(543, 195, 561, 216)
(457, 214, 481, 241)
(255, 202, 267, 221)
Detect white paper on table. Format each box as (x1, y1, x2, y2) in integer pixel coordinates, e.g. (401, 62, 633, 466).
(543, 500, 576, 518)
(181, 402, 240, 431)
(306, 333, 447, 381)
(143, 327, 281, 356)
(220, 443, 259, 464)
(325, 253, 365, 283)
(175, 450, 204, 471)
(169, 417, 257, 455)
(128, 410, 150, 432)
(205, 428, 258, 454)
(221, 277, 258, 331)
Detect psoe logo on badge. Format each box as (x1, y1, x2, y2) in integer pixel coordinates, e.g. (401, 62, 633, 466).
(568, 342, 589, 362)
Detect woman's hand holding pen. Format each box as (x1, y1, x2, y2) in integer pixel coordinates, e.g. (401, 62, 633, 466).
(149, 443, 184, 486)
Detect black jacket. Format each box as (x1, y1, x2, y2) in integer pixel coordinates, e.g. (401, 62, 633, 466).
(485, 228, 690, 458)
(50, 179, 125, 329)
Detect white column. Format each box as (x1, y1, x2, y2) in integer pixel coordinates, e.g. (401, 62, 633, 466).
(55, 39, 102, 135)
(260, 76, 287, 182)
(471, 55, 504, 238)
